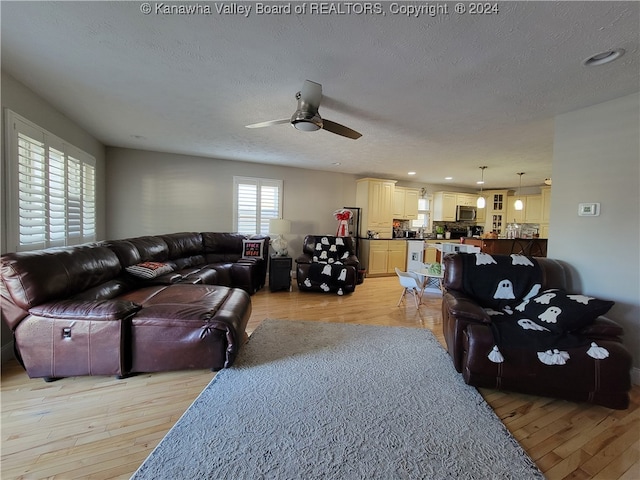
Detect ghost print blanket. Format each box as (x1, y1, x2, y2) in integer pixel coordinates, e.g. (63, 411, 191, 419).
(459, 253, 614, 366)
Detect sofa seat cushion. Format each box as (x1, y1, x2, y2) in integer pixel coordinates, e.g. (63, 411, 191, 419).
(123, 284, 251, 372)
(463, 324, 632, 409)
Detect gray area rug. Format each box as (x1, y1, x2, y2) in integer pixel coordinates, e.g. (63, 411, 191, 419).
(132, 320, 544, 479)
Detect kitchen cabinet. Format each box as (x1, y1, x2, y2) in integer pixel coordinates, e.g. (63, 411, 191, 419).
(432, 192, 457, 222)
(393, 187, 420, 220)
(524, 194, 542, 223)
(456, 193, 478, 207)
(482, 190, 511, 235)
(356, 178, 396, 238)
(506, 194, 542, 224)
(476, 201, 486, 223)
(506, 197, 525, 224)
(360, 239, 407, 276)
(541, 186, 551, 223)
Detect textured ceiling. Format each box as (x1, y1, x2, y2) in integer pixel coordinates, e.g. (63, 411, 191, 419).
(1, 1, 638, 189)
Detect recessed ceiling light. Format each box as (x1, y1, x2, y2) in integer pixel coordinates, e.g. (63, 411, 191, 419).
(445, 176, 453, 180)
(408, 171, 416, 175)
(130, 134, 145, 140)
(332, 162, 341, 166)
(583, 48, 625, 66)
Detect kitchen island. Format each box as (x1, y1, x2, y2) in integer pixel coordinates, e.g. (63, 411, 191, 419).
(461, 237, 548, 257)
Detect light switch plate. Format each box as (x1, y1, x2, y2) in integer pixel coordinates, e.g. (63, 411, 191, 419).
(578, 203, 600, 216)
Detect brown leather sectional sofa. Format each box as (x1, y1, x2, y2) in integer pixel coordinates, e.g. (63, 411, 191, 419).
(0, 232, 269, 381)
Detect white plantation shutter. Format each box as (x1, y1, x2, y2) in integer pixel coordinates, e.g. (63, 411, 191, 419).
(17, 133, 47, 247)
(234, 177, 282, 235)
(7, 111, 97, 251)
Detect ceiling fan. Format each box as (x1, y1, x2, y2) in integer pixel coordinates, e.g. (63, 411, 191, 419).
(246, 80, 362, 140)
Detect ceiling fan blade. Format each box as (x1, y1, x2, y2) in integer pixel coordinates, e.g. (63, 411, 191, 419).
(300, 80, 322, 109)
(245, 119, 290, 129)
(322, 119, 362, 139)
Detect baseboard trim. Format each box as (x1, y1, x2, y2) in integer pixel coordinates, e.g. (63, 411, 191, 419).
(1, 340, 15, 364)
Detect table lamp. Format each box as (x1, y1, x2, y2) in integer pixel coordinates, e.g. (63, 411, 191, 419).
(269, 219, 291, 256)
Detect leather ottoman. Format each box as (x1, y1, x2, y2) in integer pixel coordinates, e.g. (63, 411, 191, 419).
(119, 284, 251, 373)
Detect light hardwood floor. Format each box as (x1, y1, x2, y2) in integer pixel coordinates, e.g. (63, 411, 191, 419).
(2, 276, 638, 479)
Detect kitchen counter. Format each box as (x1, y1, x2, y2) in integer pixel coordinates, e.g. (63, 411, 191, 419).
(461, 237, 548, 257)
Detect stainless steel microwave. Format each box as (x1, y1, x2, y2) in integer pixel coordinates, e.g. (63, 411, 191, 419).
(456, 205, 477, 221)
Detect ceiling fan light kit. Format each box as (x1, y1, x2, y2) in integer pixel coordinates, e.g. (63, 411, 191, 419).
(246, 80, 362, 139)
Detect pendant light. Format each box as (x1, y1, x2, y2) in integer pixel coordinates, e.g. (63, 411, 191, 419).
(476, 166, 487, 209)
(514, 172, 525, 211)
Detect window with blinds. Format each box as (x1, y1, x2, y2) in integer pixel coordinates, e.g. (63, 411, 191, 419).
(233, 177, 282, 235)
(7, 110, 97, 251)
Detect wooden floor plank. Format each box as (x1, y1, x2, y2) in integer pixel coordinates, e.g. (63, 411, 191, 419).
(1, 276, 638, 479)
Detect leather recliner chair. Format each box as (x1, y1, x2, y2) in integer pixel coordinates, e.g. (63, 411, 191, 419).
(442, 252, 632, 409)
(295, 235, 361, 295)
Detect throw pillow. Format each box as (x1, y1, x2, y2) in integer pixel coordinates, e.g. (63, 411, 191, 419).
(516, 288, 614, 333)
(242, 238, 265, 258)
(125, 261, 174, 279)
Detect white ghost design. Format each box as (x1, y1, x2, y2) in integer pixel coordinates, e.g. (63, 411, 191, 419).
(329, 244, 337, 252)
(567, 294, 595, 305)
(304, 278, 312, 287)
(534, 292, 556, 305)
(587, 342, 609, 359)
(515, 300, 529, 312)
(523, 284, 541, 301)
(337, 268, 347, 281)
(475, 253, 497, 266)
(336, 237, 344, 246)
(321, 264, 332, 276)
(313, 256, 319, 262)
(342, 251, 349, 259)
(503, 305, 513, 315)
(321, 237, 329, 245)
(517, 319, 550, 332)
(315, 243, 322, 251)
(538, 306, 562, 324)
(337, 288, 344, 296)
(485, 308, 504, 316)
(320, 251, 328, 260)
(537, 349, 570, 365)
(328, 258, 335, 264)
(493, 279, 515, 299)
(510, 254, 534, 267)
(320, 283, 330, 292)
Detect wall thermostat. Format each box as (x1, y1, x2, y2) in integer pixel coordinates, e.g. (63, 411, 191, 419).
(578, 203, 600, 216)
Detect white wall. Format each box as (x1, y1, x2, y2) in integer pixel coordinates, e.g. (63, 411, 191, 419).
(550, 93, 639, 379)
(1, 71, 106, 361)
(105, 147, 360, 261)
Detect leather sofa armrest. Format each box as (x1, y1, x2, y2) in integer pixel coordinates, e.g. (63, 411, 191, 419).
(443, 290, 491, 323)
(295, 254, 314, 264)
(29, 299, 141, 321)
(578, 316, 624, 339)
(344, 255, 360, 267)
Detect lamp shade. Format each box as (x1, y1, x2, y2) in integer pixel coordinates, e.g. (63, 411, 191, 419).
(269, 219, 291, 235)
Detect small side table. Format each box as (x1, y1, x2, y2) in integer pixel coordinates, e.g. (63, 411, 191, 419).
(269, 255, 292, 292)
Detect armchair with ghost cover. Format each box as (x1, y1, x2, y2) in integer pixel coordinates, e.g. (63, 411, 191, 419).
(441, 252, 632, 409)
(295, 235, 361, 295)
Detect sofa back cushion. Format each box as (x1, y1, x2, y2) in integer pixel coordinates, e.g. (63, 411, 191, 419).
(127, 236, 169, 263)
(302, 235, 355, 263)
(1, 245, 122, 319)
(161, 232, 203, 258)
(202, 233, 246, 263)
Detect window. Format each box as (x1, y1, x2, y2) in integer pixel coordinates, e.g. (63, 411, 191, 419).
(233, 177, 282, 235)
(6, 110, 96, 251)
